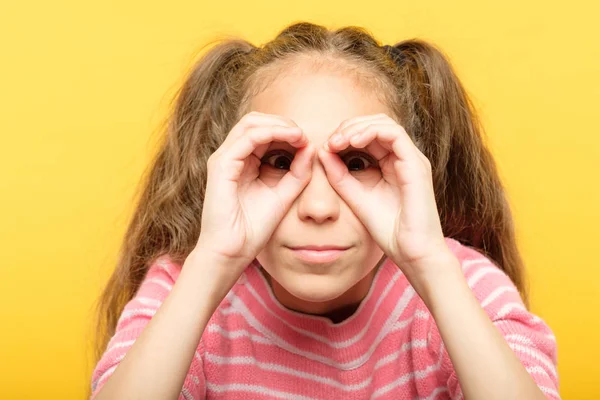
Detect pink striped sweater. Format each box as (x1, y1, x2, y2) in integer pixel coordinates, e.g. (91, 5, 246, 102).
(90, 237, 560, 399)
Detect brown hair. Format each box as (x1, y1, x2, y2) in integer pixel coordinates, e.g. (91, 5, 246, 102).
(87, 21, 528, 396)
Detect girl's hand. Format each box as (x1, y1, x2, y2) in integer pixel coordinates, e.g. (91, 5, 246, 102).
(196, 111, 315, 274)
(318, 113, 453, 284)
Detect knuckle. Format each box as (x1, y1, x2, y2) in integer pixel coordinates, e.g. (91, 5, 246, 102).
(241, 111, 259, 124)
(423, 157, 432, 171)
(281, 116, 298, 127)
(207, 153, 220, 168)
(206, 156, 215, 169)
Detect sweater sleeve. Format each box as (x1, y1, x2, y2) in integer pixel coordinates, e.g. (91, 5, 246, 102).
(428, 250, 560, 400)
(90, 255, 206, 400)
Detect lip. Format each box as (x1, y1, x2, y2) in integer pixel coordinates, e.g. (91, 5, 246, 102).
(286, 246, 350, 264)
(289, 245, 350, 251)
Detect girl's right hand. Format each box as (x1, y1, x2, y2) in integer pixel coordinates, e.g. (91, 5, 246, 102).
(195, 111, 315, 276)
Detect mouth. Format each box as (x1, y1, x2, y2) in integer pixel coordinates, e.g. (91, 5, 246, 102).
(285, 245, 351, 264)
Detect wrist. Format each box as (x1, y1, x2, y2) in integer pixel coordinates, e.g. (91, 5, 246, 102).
(406, 252, 467, 310)
(187, 246, 250, 273)
(183, 248, 249, 301)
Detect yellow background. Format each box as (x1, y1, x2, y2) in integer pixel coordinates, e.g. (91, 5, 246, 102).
(1, 1, 598, 398)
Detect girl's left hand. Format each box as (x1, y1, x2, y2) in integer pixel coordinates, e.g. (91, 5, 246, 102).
(318, 113, 454, 283)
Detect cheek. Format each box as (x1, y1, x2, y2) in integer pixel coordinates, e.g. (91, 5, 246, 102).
(351, 168, 382, 188)
(258, 166, 286, 186)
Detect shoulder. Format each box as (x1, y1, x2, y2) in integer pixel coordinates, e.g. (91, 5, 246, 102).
(434, 238, 560, 397)
(144, 254, 182, 286)
(444, 237, 526, 320)
(440, 237, 557, 360)
(121, 254, 182, 311)
(138, 254, 236, 326)
(90, 255, 184, 397)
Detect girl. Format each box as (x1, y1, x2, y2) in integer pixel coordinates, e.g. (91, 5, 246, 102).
(89, 22, 559, 399)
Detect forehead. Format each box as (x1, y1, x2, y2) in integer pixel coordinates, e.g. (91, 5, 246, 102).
(248, 68, 392, 143)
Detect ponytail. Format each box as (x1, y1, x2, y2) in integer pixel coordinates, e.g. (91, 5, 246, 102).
(391, 40, 528, 304)
(88, 39, 253, 396)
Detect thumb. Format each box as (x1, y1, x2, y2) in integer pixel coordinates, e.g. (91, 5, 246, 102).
(317, 147, 369, 214)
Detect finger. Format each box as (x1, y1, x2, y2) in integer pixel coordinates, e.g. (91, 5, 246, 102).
(350, 136, 389, 161)
(345, 123, 420, 165)
(326, 114, 388, 152)
(333, 113, 388, 137)
(317, 147, 369, 213)
(413, 146, 433, 171)
(339, 114, 397, 142)
(220, 112, 299, 152)
(328, 126, 390, 161)
(226, 125, 307, 164)
(272, 143, 315, 207)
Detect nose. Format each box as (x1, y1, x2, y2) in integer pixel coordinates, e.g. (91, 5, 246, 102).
(295, 160, 340, 224)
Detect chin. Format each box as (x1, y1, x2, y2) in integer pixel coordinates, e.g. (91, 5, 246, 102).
(261, 261, 365, 304)
(281, 273, 349, 303)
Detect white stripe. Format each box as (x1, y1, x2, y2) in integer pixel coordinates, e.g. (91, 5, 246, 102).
(220, 306, 237, 315)
(93, 353, 125, 389)
(105, 339, 135, 354)
(494, 302, 527, 319)
(206, 382, 318, 400)
(94, 364, 117, 390)
(371, 341, 445, 398)
(135, 296, 162, 308)
(504, 334, 535, 347)
(462, 258, 491, 272)
(181, 387, 194, 400)
(242, 267, 404, 347)
(531, 314, 547, 325)
(467, 266, 505, 288)
(418, 386, 449, 400)
(389, 311, 428, 333)
(155, 259, 178, 277)
(526, 365, 551, 379)
(227, 285, 416, 370)
(207, 324, 272, 344)
(546, 333, 557, 342)
(539, 385, 561, 398)
(117, 308, 156, 325)
(205, 337, 429, 392)
(204, 331, 444, 397)
(373, 339, 427, 369)
(205, 352, 373, 391)
(208, 313, 423, 361)
(209, 312, 422, 346)
(508, 343, 558, 378)
(481, 286, 518, 308)
(146, 277, 173, 291)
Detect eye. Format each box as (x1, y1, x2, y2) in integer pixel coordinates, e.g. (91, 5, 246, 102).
(261, 150, 293, 170)
(342, 151, 378, 171)
(261, 149, 377, 172)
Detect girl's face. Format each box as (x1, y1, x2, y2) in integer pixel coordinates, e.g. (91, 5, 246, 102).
(250, 64, 392, 318)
